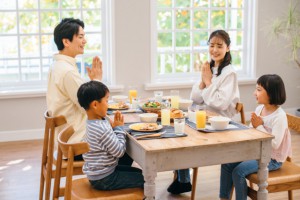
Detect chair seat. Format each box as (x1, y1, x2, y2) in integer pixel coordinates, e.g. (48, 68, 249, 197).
(71, 178, 144, 200)
(247, 161, 300, 185)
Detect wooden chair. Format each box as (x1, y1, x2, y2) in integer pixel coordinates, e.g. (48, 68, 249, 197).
(245, 113, 300, 200)
(54, 125, 144, 200)
(175, 103, 246, 200)
(39, 111, 84, 200)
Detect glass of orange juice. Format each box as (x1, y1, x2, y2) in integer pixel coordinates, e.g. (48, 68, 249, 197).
(196, 110, 206, 129)
(128, 86, 137, 104)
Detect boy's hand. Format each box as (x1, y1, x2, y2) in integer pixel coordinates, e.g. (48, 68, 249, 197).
(251, 112, 263, 128)
(87, 56, 103, 81)
(112, 111, 124, 128)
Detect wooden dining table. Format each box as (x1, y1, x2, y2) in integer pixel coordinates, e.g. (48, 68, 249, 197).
(116, 113, 274, 200)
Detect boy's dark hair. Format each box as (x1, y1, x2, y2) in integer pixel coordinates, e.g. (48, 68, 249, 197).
(77, 81, 109, 110)
(208, 30, 232, 76)
(257, 74, 286, 105)
(54, 18, 84, 50)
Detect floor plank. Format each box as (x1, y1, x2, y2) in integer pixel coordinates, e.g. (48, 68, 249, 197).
(0, 131, 300, 200)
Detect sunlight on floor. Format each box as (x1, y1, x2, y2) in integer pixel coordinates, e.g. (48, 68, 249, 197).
(7, 159, 24, 165)
(22, 165, 32, 171)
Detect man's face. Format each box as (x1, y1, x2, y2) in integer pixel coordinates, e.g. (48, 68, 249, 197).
(66, 26, 86, 57)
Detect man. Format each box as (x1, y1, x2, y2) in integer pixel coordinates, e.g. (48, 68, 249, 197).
(47, 18, 102, 156)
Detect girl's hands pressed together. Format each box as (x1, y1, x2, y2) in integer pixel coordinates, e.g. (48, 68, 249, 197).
(112, 111, 124, 128)
(201, 61, 213, 87)
(251, 112, 263, 128)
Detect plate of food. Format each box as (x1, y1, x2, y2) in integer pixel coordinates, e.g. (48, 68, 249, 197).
(129, 123, 163, 132)
(108, 102, 129, 110)
(140, 101, 162, 113)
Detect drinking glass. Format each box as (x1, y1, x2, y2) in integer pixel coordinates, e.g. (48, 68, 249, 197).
(196, 110, 206, 129)
(174, 118, 185, 134)
(128, 86, 137, 104)
(154, 91, 163, 103)
(161, 108, 170, 126)
(170, 90, 179, 109)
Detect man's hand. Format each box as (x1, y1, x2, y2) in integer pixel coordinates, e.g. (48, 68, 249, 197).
(251, 112, 263, 128)
(87, 56, 103, 81)
(112, 111, 124, 128)
(201, 61, 212, 87)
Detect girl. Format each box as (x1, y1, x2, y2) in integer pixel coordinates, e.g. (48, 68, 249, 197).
(219, 74, 292, 200)
(168, 30, 240, 194)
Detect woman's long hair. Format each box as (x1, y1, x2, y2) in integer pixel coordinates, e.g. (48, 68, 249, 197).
(208, 30, 232, 76)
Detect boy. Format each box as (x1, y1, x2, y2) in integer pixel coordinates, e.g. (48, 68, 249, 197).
(77, 81, 144, 190)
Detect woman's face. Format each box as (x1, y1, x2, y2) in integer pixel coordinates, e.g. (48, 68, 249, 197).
(253, 84, 269, 105)
(209, 36, 229, 66)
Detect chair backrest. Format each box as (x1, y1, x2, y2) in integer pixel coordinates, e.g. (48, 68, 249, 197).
(235, 102, 246, 124)
(56, 125, 89, 200)
(287, 113, 300, 132)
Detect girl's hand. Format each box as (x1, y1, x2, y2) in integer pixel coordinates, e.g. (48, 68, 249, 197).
(87, 56, 103, 81)
(251, 112, 263, 128)
(112, 111, 124, 128)
(201, 61, 212, 87)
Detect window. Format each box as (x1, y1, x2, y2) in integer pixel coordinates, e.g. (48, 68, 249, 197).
(0, 0, 113, 92)
(151, 0, 256, 84)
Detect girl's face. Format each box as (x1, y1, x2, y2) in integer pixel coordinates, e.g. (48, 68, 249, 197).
(209, 36, 229, 66)
(254, 84, 269, 105)
(95, 92, 109, 118)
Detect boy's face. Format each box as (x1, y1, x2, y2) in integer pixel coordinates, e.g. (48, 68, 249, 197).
(94, 92, 109, 118)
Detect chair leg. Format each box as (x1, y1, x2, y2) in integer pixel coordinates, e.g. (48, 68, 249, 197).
(39, 167, 45, 200)
(229, 186, 234, 200)
(191, 168, 198, 200)
(173, 170, 177, 181)
(288, 190, 293, 200)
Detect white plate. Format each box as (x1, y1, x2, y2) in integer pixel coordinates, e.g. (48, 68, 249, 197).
(129, 123, 163, 132)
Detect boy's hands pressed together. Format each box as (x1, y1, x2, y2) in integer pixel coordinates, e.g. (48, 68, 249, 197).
(251, 112, 263, 128)
(112, 111, 124, 128)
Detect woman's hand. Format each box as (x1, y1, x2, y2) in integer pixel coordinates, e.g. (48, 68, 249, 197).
(112, 111, 124, 128)
(251, 112, 263, 128)
(87, 56, 103, 81)
(201, 61, 212, 87)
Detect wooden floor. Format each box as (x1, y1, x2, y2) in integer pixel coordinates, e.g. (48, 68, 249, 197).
(0, 130, 300, 200)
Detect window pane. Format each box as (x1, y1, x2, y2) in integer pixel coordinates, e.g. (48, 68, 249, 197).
(85, 33, 102, 54)
(18, 0, 38, 9)
(82, 0, 101, 8)
(19, 12, 39, 33)
(62, 0, 81, 8)
(157, 53, 173, 74)
(157, 0, 172, 8)
(41, 12, 59, 33)
(41, 35, 57, 57)
(176, 9, 190, 29)
(193, 10, 208, 29)
(176, 32, 190, 47)
(158, 32, 172, 48)
(21, 59, 40, 81)
(211, 0, 225, 7)
(228, 0, 243, 8)
(157, 11, 172, 30)
(20, 36, 40, 57)
(211, 10, 225, 29)
(42, 58, 52, 80)
(0, 36, 18, 59)
(0, 12, 17, 34)
(176, 53, 190, 72)
(0, 0, 16, 9)
(229, 30, 243, 47)
(193, 31, 208, 48)
(229, 9, 243, 29)
(193, 0, 208, 7)
(40, 0, 59, 9)
(231, 51, 242, 69)
(61, 10, 81, 19)
(83, 11, 101, 32)
(0, 60, 19, 82)
(193, 52, 208, 72)
(176, 0, 190, 7)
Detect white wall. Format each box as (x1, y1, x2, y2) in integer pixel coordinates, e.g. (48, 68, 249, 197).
(0, 0, 299, 141)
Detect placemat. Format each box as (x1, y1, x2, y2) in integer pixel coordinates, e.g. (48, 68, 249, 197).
(123, 124, 187, 140)
(107, 108, 143, 115)
(185, 119, 249, 133)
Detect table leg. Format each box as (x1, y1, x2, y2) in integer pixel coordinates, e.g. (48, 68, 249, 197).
(143, 172, 156, 200)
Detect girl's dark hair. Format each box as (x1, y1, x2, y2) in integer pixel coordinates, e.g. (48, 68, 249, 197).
(54, 18, 84, 50)
(257, 74, 286, 105)
(77, 81, 109, 110)
(208, 30, 232, 76)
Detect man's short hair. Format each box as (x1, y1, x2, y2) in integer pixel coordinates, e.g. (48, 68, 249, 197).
(54, 18, 84, 50)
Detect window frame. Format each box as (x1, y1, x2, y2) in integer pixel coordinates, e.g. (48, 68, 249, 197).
(149, 0, 257, 86)
(0, 0, 115, 96)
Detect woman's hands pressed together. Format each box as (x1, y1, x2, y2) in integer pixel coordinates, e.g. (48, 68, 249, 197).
(199, 61, 213, 89)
